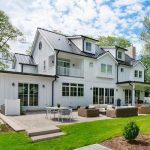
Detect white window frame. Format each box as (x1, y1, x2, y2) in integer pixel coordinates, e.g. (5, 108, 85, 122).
(117, 51, 122, 59)
(85, 42, 92, 52)
(62, 83, 84, 97)
(101, 63, 112, 75)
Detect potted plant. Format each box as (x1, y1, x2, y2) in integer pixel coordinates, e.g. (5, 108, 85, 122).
(57, 103, 60, 108)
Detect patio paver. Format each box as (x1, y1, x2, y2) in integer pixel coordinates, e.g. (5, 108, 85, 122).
(74, 144, 112, 150)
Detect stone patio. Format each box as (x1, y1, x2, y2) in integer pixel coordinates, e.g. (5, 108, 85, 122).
(0, 111, 111, 141)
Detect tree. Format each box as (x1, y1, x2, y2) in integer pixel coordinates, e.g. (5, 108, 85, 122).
(0, 10, 22, 70)
(140, 16, 150, 82)
(97, 36, 131, 48)
(140, 16, 150, 52)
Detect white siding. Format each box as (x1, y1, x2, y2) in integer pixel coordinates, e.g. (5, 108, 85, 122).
(70, 38, 83, 50)
(0, 73, 53, 107)
(32, 33, 56, 75)
(23, 65, 37, 74)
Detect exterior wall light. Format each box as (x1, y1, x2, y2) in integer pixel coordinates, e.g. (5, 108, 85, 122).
(42, 85, 45, 88)
(12, 82, 15, 87)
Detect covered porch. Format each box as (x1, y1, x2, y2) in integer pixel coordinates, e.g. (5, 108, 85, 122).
(117, 81, 150, 106)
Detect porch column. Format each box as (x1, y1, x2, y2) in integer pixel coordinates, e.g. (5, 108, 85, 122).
(132, 83, 135, 106)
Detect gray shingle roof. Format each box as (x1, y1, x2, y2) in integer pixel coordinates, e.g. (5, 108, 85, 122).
(14, 53, 37, 65)
(38, 28, 106, 58)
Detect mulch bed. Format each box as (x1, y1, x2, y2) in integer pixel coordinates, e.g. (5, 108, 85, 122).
(101, 134, 150, 150)
(0, 124, 14, 132)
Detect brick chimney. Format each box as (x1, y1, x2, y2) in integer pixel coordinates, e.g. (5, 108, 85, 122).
(126, 45, 136, 60)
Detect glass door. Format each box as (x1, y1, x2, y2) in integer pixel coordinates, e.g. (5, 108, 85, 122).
(125, 89, 132, 105)
(18, 83, 38, 106)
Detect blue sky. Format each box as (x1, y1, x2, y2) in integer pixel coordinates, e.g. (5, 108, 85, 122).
(0, 0, 150, 55)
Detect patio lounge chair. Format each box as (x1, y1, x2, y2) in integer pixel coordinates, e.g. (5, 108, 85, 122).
(58, 109, 73, 122)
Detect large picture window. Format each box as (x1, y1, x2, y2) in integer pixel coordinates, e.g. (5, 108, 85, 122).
(18, 83, 38, 106)
(62, 83, 84, 97)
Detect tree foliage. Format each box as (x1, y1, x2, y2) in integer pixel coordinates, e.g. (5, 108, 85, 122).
(140, 16, 150, 52)
(140, 55, 150, 82)
(97, 36, 131, 48)
(0, 10, 22, 70)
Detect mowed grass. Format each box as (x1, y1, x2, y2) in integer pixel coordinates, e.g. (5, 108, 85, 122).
(0, 115, 150, 150)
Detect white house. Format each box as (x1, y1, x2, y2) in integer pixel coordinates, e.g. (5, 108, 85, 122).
(0, 28, 150, 109)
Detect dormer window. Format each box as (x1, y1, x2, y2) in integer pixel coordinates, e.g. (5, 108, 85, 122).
(118, 51, 122, 59)
(85, 42, 92, 51)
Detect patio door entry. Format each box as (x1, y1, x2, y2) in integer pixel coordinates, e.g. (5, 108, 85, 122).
(93, 87, 114, 104)
(18, 83, 38, 106)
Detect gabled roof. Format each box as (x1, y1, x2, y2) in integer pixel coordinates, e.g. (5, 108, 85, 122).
(97, 51, 118, 63)
(38, 28, 106, 59)
(14, 53, 37, 66)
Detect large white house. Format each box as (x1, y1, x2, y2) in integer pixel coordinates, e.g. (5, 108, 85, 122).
(0, 28, 150, 109)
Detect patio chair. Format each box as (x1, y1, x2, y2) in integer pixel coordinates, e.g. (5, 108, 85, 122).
(58, 109, 73, 122)
(45, 108, 58, 119)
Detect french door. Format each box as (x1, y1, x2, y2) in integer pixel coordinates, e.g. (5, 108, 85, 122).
(125, 89, 132, 104)
(18, 83, 38, 106)
(93, 87, 114, 104)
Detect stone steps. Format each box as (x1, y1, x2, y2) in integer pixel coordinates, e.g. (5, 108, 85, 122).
(27, 126, 61, 136)
(31, 132, 65, 142)
(26, 126, 64, 142)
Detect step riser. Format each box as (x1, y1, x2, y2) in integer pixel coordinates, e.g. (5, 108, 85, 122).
(31, 132, 65, 142)
(28, 129, 61, 136)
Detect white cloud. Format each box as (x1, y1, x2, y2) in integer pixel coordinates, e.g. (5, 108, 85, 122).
(0, 0, 149, 55)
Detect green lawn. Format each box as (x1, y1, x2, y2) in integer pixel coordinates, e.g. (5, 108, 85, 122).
(0, 115, 150, 150)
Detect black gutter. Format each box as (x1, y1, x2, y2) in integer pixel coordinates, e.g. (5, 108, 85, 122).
(0, 70, 56, 77)
(83, 37, 85, 52)
(52, 50, 60, 106)
(117, 64, 119, 83)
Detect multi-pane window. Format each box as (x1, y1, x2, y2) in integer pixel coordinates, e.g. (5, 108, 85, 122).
(134, 70, 138, 77)
(101, 64, 106, 73)
(70, 83, 77, 96)
(101, 64, 112, 74)
(134, 70, 142, 78)
(62, 83, 84, 96)
(139, 71, 142, 78)
(85, 42, 92, 51)
(18, 83, 38, 106)
(107, 65, 112, 74)
(118, 51, 122, 59)
(78, 84, 84, 96)
(62, 83, 69, 96)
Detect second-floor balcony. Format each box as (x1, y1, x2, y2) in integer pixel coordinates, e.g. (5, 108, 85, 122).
(57, 66, 83, 77)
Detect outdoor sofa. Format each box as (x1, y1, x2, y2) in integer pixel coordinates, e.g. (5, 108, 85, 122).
(106, 106, 138, 118)
(138, 105, 150, 114)
(78, 107, 99, 117)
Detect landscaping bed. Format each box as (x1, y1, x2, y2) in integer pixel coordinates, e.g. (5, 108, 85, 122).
(101, 134, 150, 150)
(0, 123, 13, 132)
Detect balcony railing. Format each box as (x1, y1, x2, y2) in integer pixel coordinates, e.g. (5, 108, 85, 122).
(57, 66, 83, 77)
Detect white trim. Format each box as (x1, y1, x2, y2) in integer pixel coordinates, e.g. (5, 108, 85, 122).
(133, 61, 146, 68)
(97, 52, 118, 64)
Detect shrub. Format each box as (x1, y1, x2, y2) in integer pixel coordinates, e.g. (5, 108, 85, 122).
(123, 122, 140, 141)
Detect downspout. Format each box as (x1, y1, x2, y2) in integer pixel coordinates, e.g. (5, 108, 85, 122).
(51, 50, 59, 106)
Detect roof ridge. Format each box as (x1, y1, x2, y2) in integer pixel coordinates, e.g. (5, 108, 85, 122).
(15, 53, 31, 56)
(37, 27, 67, 37)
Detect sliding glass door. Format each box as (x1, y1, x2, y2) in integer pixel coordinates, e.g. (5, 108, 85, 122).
(18, 83, 38, 106)
(93, 87, 114, 104)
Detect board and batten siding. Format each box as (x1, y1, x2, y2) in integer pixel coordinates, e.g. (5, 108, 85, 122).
(0, 73, 53, 107)
(32, 33, 56, 75)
